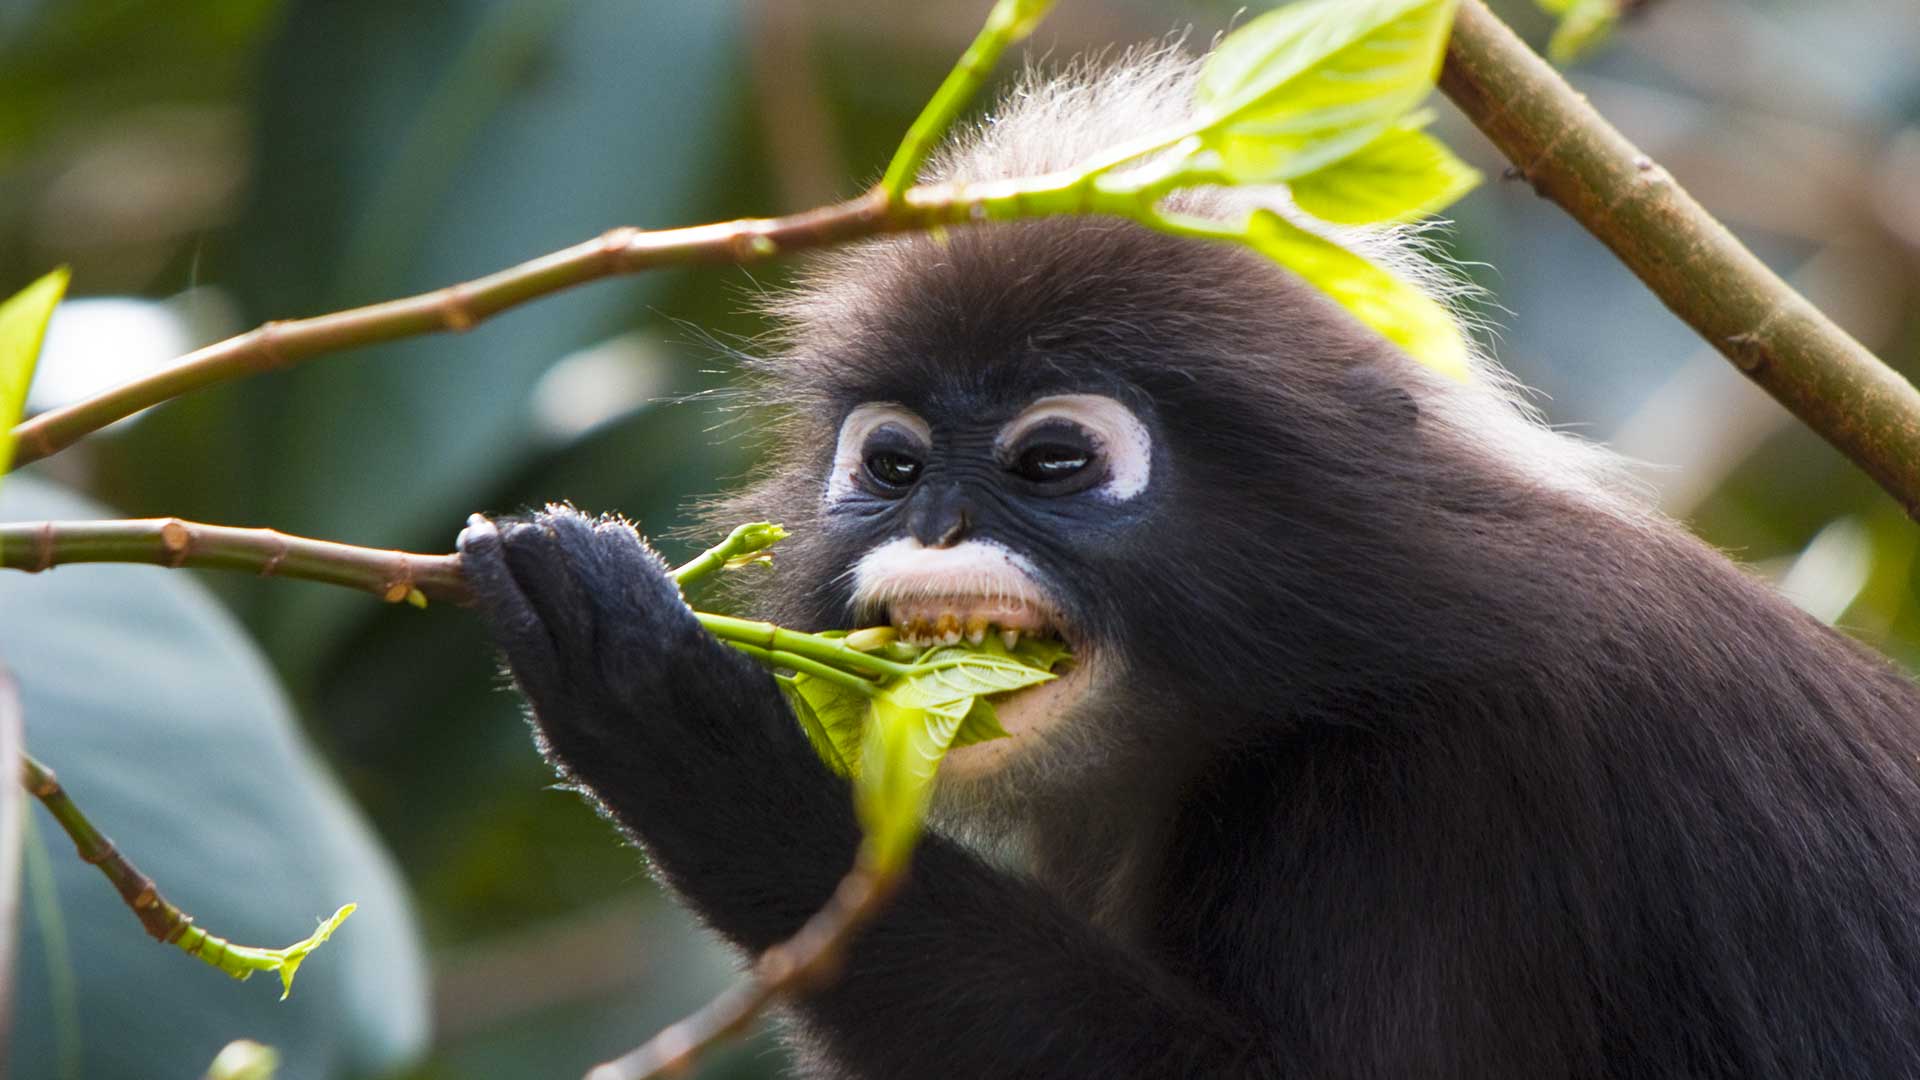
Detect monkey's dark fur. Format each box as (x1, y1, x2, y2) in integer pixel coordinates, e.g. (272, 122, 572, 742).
(461, 54, 1920, 1079)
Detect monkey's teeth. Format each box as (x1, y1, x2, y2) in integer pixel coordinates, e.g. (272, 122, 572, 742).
(1000, 629, 1020, 649)
(965, 616, 989, 646)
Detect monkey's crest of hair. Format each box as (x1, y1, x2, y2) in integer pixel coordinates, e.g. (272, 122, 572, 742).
(768, 45, 1652, 517)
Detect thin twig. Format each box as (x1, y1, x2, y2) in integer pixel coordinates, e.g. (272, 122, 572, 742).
(1437, 0, 1920, 515)
(19, 752, 185, 946)
(585, 858, 901, 1080)
(19, 752, 353, 993)
(0, 518, 468, 606)
(878, 0, 1055, 199)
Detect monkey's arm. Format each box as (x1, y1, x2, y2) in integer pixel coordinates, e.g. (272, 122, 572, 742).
(459, 507, 1273, 1077)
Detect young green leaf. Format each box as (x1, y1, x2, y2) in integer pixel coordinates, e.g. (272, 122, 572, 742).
(1287, 123, 1481, 225)
(172, 902, 357, 1000)
(787, 672, 867, 775)
(0, 267, 69, 476)
(1194, 0, 1461, 183)
(1541, 0, 1621, 64)
(1234, 208, 1470, 380)
(951, 695, 1011, 749)
(778, 676, 853, 776)
(885, 646, 1057, 712)
(856, 695, 966, 872)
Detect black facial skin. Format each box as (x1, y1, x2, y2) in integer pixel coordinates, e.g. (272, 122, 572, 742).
(464, 212, 1920, 1079)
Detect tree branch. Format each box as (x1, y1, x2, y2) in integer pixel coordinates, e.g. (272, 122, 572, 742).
(6, 189, 899, 470)
(1438, 0, 1920, 515)
(0, 518, 468, 606)
(586, 858, 899, 1080)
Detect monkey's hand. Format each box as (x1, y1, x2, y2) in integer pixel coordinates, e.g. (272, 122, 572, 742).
(457, 505, 859, 949)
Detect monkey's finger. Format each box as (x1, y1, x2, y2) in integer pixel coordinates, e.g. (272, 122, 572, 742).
(492, 510, 602, 665)
(457, 513, 564, 700)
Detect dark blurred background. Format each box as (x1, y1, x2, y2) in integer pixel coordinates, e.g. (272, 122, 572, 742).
(2, 0, 1918, 1076)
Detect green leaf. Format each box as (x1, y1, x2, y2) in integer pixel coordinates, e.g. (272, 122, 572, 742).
(1195, 0, 1460, 183)
(884, 647, 1057, 712)
(856, 696, 966, 872)
(789, 673, 869, 775)
(951, 695, 1011, 749)
(0, 267, 68, 476)
(1236, 208, 1470, 380)
(779, 677, 854, 776)
(1288, 124, 1481, 225)
(1544, 0, 1621, 64)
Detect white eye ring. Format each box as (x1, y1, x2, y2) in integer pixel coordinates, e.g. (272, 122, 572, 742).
(997, 394, 1151, 500)
(827, 403, 931, 502)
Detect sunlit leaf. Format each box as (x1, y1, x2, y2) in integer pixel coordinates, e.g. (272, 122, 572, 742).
(884, 648, 1056, 712)
(1287, 123, 1481, 225)
(1235, 208, 1469, 380)
(0, 267, 69, 476)
(856, 696, 967, 872)
(1195, 0, 1460, 182)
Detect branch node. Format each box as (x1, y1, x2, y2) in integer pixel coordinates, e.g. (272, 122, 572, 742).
(159, 519, 192, 567)
(729, 232, 779, 260)
(31, 523, 54, 573)
(252, 321, 292, 371)
(258, 533, 290, 578)
(440, 284, 477, 333)
(26, 769, 58, 800)
(600, 226, 643, 273)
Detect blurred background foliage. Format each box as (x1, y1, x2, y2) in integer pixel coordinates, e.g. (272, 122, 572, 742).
(1, 0, 1918, 1076)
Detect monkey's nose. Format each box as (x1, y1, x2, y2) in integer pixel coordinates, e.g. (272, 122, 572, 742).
(908, 485, 973, 549)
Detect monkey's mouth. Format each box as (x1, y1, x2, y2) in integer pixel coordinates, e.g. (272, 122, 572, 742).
(884, 597, 1074, 651)
(876, 596, 1091, 780)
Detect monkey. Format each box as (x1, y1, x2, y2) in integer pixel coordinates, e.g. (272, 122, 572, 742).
(457, 48, 1920, 1078)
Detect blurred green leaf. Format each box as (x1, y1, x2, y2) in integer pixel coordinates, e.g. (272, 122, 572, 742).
(1195, 0, 1459, 182)
(1538, 0, 1621, 64)
(204, 1039, 279, 1080)
(1287, 122, 1481, 225)
(856, 695, 966, 872)
(0, 266, 66, 476)
(1238, 207, 1470, 380)
(0, 476, 428, 1079)
(104, 0, 747, 688)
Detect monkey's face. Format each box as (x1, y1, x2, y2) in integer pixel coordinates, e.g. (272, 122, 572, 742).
(821, 390, 1159, 778)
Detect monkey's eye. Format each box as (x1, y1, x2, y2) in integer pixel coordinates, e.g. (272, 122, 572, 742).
(1005, 423, 1102, 494)
(864, 449, 923, 490)
(857, 424, 926, 496)
(1014, 443, 1091, 482)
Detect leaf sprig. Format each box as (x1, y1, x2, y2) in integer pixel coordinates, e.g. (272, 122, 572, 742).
(673, 524, 1068, 871)
(939, 0, 1480, 380)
